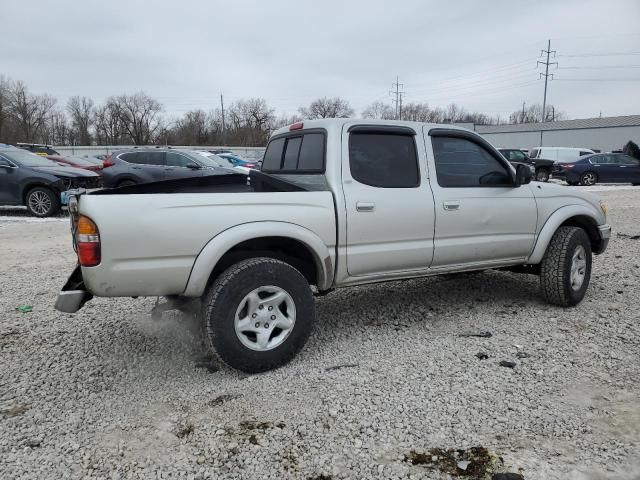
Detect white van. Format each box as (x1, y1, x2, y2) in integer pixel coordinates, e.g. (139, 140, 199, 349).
(529, 147, 595, 162)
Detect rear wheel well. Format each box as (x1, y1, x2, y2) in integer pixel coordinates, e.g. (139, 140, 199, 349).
(207, 237, 319, 290)
(560, 215, 601, 252)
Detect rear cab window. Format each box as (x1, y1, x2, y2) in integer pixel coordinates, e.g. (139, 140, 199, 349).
(262, 131, 326, 173)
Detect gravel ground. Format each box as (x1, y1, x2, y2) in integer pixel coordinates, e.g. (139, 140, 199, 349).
(1, 189, 639, 480)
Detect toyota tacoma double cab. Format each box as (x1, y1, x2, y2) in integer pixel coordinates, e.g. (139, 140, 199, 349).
(55, 120, 611, 372)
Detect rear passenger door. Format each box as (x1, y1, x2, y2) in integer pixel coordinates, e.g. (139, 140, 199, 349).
(341, 125, 435, 276)
(127, 151, 166, 183)
(426, 129, 537, 268)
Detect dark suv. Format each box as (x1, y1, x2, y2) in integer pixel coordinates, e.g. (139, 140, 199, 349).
(498, 148, 554, 182)
(102, 148, 233, 188)
(0, 144, 101, 217)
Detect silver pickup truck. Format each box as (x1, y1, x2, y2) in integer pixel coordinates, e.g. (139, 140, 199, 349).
(56, 119, 611, 372)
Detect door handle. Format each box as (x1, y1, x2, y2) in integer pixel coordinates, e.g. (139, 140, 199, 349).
(356, 202, 375, 212)
(443, 200, 460, 211)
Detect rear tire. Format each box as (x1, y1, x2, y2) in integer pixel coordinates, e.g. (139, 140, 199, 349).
(580, 171, 597, 186)
(201, 257, 316, 373)
(535, 168, 550, 182)
(540, 226, 592, 307)
(25, 187, 60, 217)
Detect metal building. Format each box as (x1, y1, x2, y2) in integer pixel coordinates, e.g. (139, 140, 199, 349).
(474, 115, 640, 152)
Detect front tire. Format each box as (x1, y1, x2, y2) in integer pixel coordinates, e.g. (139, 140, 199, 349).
(580, 171, 597, 186)
(25, 187, 60, 217)
(535, 168, 550, 182)
(540, 226, 592, 307)
(201, 257, 316, 373)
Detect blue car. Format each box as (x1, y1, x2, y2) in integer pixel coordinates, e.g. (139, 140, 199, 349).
(552, 153, 640, 186)
(216, 153, 259, 169)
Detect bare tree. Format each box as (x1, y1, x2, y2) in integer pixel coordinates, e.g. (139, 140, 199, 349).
(299, 97, 354, 119)
(112, 92, 163, 145)
(67, 96, 94, 145)
(227, 98, 276, 146)
(361, 101, 395, 120)
(95, 100, 125, 145)
(172, 109, 208, 145)
(508, 103, 566, 124)
(5, 80, 56, 142)
(0, 76, 9, 143)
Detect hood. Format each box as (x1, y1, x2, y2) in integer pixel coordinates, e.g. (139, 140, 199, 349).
(31, 165, 99, 177)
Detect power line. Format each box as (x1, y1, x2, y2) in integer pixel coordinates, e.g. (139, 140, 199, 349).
(559, 65, 640, 69)
(559, 51, 640, 58)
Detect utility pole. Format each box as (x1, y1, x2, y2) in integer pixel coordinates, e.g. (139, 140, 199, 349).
(537, 39, 557, 144)
(521, 101, 526, 123)
(390, 76, 405, 120)
(220, 93, 226, 146)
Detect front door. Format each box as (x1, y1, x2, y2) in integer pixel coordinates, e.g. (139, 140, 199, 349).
(342, 124, 435, 277)
(611, 154, 640, 183)
(0, 155, 19, 204)
(425, 129, 537, 268)
(165, 151, 204, 180)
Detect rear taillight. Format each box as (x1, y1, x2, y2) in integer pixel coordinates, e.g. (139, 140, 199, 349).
(102, 155, 114, 168)
(76, 215, 100, 266)
(245, 163, 257, 168)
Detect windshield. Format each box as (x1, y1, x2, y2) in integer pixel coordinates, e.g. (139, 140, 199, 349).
(194, 152, 234, 168)
(3, 149, 59, 167)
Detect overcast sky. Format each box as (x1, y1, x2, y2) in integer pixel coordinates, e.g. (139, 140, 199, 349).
(2, 0, 639, 122)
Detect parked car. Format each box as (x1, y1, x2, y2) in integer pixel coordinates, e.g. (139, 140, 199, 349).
(529, 147, 595, 162)
(16, 143, 59, 156)
(0, 144, 101, 217)
(192, 151, 252, 173)
(55, 119, 610, 373)
(101, 148, 235, 188)
(217, 152, 259, 169)
(46, 155, 103, 174)
(498, 148, 553, 182)
(552, 153, 640, 186)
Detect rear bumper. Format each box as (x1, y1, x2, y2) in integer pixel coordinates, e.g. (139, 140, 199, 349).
(54, 265, 93, 313)
(595, 224, 611, 255)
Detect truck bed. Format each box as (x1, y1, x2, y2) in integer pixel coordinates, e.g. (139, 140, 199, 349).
(78, 172, 336, 297)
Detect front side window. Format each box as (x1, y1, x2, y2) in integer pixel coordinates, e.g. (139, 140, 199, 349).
(349, 133, 419, 188)
(432, 136, 512, 188)
(619, 155, 640, 166)
(166, 152, 192, 167)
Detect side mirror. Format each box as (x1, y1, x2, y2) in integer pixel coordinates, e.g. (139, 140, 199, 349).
(515, 163, 533, 186)
(185, 163, 201, 170)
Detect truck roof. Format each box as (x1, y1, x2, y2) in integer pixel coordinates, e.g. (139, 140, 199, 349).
(271, 118, 473, 137)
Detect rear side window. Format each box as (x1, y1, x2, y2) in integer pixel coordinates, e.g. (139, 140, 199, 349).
(119, 152, 137, 164)
(349, 133, 419, 188)
(432, 136, 512, 188)
(262, 132, 325, 173)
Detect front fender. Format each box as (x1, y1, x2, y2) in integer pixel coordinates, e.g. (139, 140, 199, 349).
(182, 221, 335, 296)
(527, 204, 604, 264)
